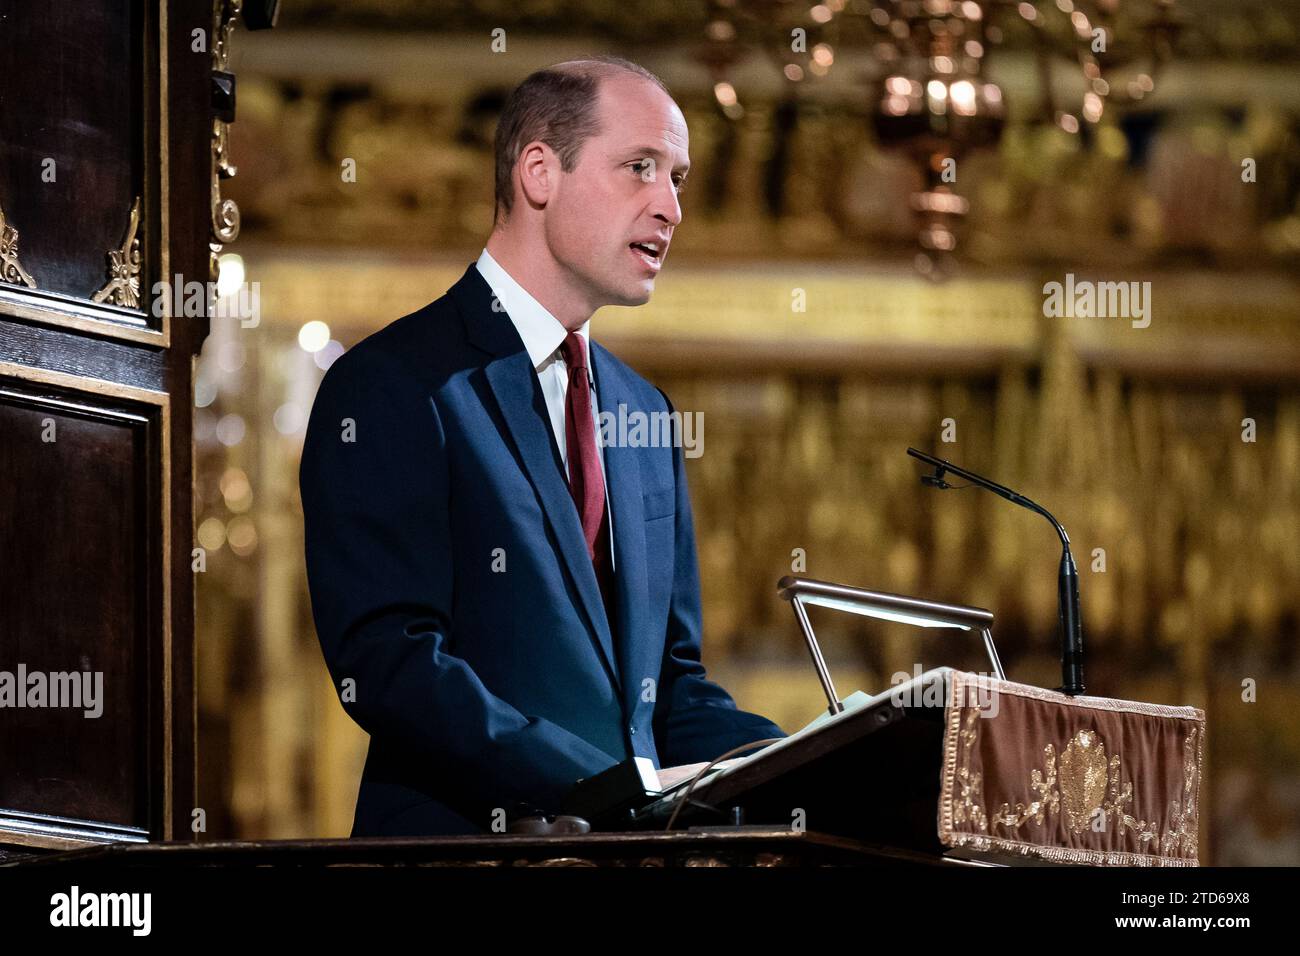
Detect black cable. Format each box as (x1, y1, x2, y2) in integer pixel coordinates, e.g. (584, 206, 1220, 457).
(663, 737, 784, 832)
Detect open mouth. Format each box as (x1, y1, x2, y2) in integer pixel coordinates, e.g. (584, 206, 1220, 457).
(629, 241, 663, 271)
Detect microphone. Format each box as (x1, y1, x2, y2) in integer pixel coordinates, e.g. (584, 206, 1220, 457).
(907, 447, 1086, 696)
(920, 471, 952, 490)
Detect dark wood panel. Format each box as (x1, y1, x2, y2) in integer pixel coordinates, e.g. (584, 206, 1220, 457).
(161, 0, 216, 844)
(0, 0, 215, 848)
(0, 0, 144, 301)
(0, 319, 168, 394)
(0, 382, 158, 829)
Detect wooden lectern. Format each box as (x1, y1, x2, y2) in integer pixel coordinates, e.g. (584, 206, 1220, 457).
(621, 575, 1204, 866)
(630, 666, 1204, 867)
(7, 577, 1204, 869)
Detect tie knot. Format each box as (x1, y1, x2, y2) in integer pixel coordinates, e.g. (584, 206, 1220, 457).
(561, 331, 588, 373)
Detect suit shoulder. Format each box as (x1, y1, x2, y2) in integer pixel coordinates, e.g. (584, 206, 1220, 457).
(318, 290, 465, 395)
(592, 341, 670, 411)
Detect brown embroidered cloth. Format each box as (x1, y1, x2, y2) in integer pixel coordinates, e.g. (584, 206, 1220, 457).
(938, 671, 1204, 866)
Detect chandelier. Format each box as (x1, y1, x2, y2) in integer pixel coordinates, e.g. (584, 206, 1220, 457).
(695, 0, 1181, 266)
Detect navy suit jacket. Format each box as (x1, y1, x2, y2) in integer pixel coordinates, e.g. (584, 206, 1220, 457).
(299, 262, 786, 836)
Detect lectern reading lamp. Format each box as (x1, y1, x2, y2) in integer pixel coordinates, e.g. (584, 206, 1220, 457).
(777, 576, 1004, 718)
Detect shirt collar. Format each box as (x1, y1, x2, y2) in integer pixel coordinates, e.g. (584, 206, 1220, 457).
(475, 248, 591, 377)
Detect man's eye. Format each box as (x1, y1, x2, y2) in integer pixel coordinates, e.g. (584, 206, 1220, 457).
(630, 160, 655, 180)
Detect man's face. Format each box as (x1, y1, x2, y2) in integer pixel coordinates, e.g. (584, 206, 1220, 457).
(543, 74, 689, 310)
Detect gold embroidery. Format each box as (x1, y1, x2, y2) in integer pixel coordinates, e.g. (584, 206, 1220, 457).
(952, 707, 987, 831)
(1159, 728, 1200, 858)
(1059, 730, 1110, 833)
(940, 672, 1203, 865)
(1100, 752, 1159, 844)
(991, 740, 1058, 829)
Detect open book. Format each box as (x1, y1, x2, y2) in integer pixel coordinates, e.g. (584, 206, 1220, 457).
(654, 759, 745, 792)
(653, 689, 881, 793)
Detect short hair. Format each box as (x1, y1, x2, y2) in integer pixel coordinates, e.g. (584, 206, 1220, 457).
(493, 56, 671, 224)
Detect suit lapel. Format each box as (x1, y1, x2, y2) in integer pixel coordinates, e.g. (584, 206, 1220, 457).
(451, 264, 622, 693)
(591, 343, 654, 722)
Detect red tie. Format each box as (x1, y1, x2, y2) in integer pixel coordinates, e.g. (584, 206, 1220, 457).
(560, 332, 615, 613)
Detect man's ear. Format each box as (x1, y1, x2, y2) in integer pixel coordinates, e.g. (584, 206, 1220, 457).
(516, 141, 556, 209)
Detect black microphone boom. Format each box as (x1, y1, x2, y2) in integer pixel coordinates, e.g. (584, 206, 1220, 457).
(907, 447, 1086, 696)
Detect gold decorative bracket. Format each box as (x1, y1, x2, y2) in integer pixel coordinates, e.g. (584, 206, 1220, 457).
(0, 201, 38, 288)
(92, 197, 143, 308)
(210, 0, 242, 279)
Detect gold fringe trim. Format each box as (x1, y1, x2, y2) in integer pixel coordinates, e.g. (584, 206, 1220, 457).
(951, 671, 1205, 722)
(945, 833, 1199, 867)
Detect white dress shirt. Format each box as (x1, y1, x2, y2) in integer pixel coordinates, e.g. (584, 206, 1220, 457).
(475, 248, 615, 571)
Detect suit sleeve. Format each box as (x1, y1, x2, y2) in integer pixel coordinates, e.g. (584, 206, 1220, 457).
(299, 347, 620, 819)
(650, 388, 787, 767)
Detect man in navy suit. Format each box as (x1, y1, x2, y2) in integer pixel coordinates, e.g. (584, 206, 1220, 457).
(299, 55, 785, 837)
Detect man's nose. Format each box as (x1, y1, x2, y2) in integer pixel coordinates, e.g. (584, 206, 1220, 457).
(650, 175, 683, 226)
